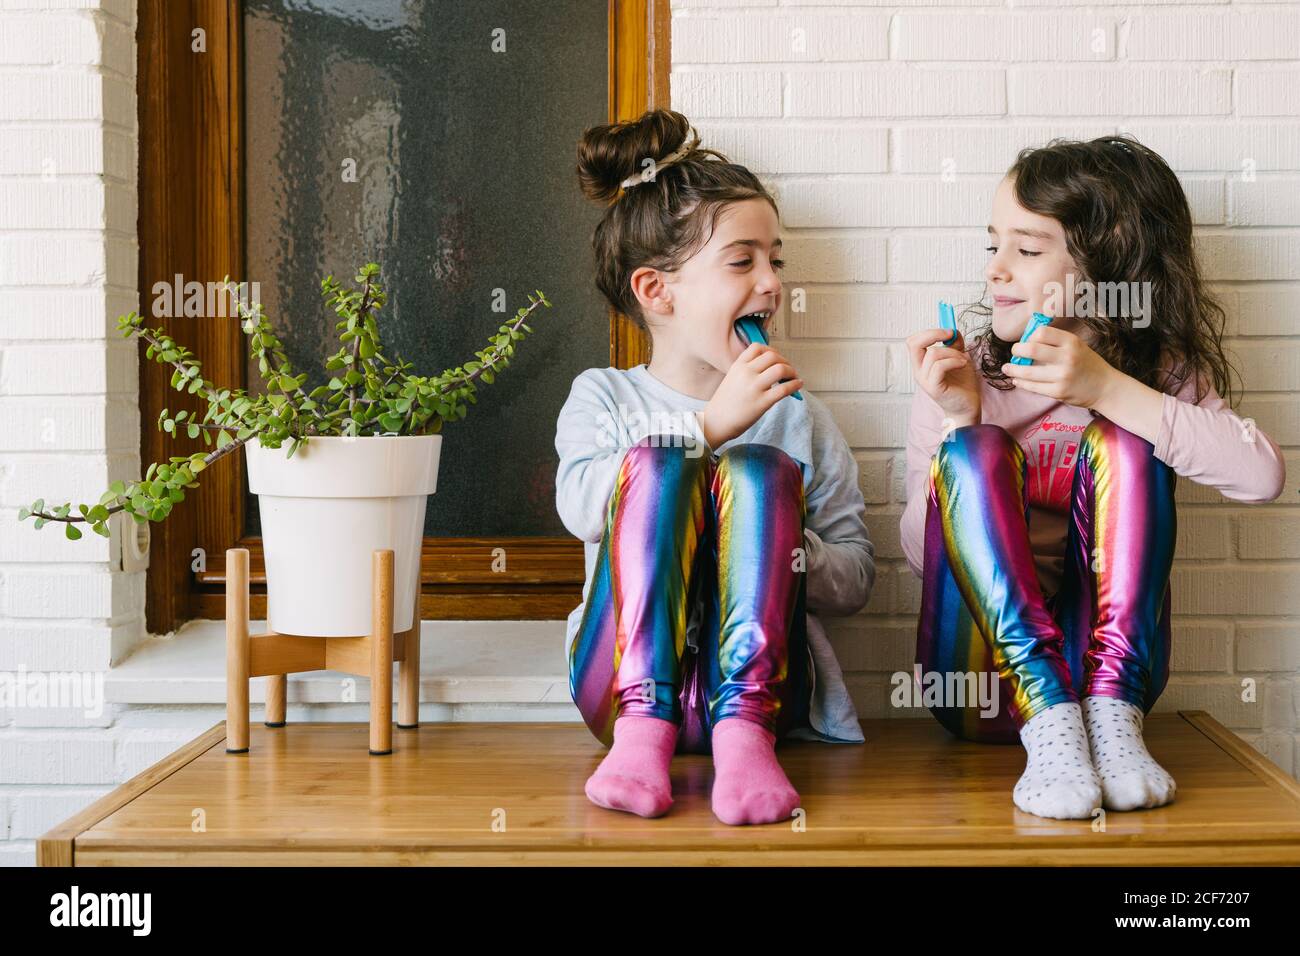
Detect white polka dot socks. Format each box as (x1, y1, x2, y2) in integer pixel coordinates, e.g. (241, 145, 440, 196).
(1013, 700, 1103, 820)
(1082, 695, 1176, 811)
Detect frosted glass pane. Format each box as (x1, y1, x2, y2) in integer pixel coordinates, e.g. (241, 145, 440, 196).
(242, 0, 609, 537)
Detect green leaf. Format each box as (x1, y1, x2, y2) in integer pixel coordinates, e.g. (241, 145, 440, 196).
(65, 524, 82, 541)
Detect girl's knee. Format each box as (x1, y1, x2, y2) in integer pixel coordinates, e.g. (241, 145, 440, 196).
(1079, 416, 1173, 487)
(622, 435, 711, 479)
(717, 442, 801, 480)
(1081, 415, 1155, 459)
(718, 441, 797, 468)
(934, 422, 1018, 465)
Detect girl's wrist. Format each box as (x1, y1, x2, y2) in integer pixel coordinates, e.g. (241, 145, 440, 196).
(1090, 369, 1163, 444)
(696, 408, 723, 451)
(1091, 365, 1123, 410)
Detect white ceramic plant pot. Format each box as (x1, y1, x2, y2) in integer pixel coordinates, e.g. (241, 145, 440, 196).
(245, 435, 441, 637)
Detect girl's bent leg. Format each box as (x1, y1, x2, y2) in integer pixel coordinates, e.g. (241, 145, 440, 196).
(1058, 417, 1177, 711)
(1060, 417, 1178, 811)
(567, 437, 712, 818)
(915, 424, 1102, 820)
(704, 443, 810, 825)
(568, 437, 712, 744)
(916, 423, 1075, 739)
(707, 443, 812, 737)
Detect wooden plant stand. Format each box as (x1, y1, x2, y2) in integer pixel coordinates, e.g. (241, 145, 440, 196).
(224, 546, 421, 756)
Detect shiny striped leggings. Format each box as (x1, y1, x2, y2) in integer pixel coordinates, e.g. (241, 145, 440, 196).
(568, 436, 814, 755)
(916, 419, 1177, 744)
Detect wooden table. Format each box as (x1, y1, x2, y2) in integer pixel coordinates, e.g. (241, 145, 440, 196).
(39, 711, 1300, 866)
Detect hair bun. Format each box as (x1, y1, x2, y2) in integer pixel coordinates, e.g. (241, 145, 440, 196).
(576, 108, 694, 203)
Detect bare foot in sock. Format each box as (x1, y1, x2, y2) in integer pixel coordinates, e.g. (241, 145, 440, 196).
(1083, 695, 1176, 811)
(1013, 700, 1103, 820)
(710, 717, 800, 825)
(584, 715, 678, 818)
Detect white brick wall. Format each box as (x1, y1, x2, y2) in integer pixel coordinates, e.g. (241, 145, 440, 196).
(1, 0, 1297, 868)
(672, 1, 1300, 779)
(0, 0, 145, 866)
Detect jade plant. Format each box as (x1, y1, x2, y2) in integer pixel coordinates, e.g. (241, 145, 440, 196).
(20, 263, 550, 540)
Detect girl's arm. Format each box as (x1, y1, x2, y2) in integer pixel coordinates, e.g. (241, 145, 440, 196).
(802, 394, 876, 616)
(899, 384, 951, 579)
(554, 370, 637, 543)
(1092, 366, 1286, 503)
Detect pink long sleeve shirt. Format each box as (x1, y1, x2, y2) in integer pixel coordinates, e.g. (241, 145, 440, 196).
(900, 344, 1287, 597)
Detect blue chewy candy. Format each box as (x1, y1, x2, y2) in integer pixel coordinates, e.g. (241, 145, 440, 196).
(1009, 312, 1052, 366)
(937, 301, 957, 346)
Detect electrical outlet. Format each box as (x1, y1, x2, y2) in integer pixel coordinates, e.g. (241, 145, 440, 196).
(119, 512, 150, 573)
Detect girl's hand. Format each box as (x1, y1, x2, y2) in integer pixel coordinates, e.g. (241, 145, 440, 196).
(698, 343, 803, 449)
(906, 327, 981, 428)
(1000, 325, 1117, 408)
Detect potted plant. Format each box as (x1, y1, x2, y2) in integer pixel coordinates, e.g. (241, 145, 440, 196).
(20, 263, 550, 637)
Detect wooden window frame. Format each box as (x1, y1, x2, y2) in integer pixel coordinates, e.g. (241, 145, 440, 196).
(137, 0, 668, 633)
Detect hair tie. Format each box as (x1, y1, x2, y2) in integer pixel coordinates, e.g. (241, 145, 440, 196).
(619, 129, 701, 190)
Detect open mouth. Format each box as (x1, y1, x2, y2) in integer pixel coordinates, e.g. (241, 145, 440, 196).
(734, 310, 772, 342)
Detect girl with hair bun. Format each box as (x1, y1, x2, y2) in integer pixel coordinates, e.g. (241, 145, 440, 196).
(555, 109, 876, 825)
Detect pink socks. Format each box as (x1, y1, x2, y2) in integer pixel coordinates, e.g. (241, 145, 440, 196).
(584, 715, 801, 825)
(710, 716, 801, 825)
(584, 715, 678, 818)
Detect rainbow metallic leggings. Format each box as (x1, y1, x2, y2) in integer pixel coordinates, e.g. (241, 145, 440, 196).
(916, 420, 1176, 744)
(569, 435, 814, 755)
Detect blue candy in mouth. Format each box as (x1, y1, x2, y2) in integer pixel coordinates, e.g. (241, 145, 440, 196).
(733, 314, 803, 401)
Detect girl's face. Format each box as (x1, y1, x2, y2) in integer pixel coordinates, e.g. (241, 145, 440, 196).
(654, 197, 785, 375)
(986, 175, 1086, 341)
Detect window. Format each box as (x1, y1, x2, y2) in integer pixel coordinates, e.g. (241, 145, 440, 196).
(136, 0, 664, 632)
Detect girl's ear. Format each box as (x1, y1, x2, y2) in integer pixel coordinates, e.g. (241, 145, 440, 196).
(629, 265, 672, 319)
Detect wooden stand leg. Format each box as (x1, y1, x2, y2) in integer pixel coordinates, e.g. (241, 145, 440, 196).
(225, 548, 250, 754)
(370, 549, 394, 756)
(398, 588, 421, 729)
(265, 675, 287, 727)
(226, 545, 408, 754)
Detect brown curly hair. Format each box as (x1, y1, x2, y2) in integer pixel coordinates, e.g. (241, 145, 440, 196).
(575, 108, 778, 332)
(967, 134, 1238, 406)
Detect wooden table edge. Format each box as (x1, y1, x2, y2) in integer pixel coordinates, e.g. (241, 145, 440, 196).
(39, 713, 1300, 866)
(1179, 709, 1300, 801)
(37, 722, 228, 866)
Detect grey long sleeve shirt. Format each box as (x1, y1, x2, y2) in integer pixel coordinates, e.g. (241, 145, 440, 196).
(554, 364, 875, 743)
